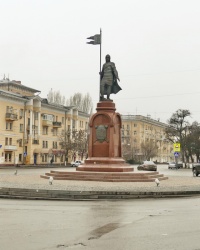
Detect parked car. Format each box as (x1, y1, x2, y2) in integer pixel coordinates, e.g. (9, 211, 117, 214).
(168, 162, 183, 169)
(168, 162, 176, 169)
(70, 160, 83, 167)
(192, 163, 200, 177)
(137, 161, 157, 171)
(177, 162, 184, 168)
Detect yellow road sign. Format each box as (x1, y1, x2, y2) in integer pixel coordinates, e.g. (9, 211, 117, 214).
(174, 143, 181, 152)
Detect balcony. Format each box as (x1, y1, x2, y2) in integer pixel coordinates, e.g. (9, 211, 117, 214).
(52, 121, 62, 128)
(4, 145, 17, 151)
(42, 120, 52, 126)
(5, 113, 18, 121)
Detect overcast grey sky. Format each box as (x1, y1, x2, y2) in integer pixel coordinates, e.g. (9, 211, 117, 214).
(1, 0, 200, 123)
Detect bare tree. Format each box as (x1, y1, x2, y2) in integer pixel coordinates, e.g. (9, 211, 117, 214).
(47, 88, 54, 103)
(82, 93, 93, 113)
(47, 89, 65, 105)
(73, 129, 88, 160)
(59, 129, 88, 163)
(66, 92, 93, 114)
(141, 140, 158, 161)
(48, 90, 93, 114)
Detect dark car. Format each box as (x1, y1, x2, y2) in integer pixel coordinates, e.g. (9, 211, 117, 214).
(137, 161, 157, 171)
(192, 163, 200, 177)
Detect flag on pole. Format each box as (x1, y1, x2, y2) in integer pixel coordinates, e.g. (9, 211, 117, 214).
(86, 34, 101, 45)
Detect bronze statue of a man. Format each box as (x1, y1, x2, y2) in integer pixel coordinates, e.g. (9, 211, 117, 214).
(100, 54, 122, 101)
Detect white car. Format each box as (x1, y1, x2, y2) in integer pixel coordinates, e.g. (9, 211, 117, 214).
(70, 160, 83, 167)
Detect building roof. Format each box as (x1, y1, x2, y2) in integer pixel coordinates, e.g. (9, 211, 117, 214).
(0, 78, 40, 94)
(121, 114, 167, 127)
(0, 89, 29, 101)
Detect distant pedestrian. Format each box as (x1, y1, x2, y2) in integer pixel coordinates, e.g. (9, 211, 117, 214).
(50, 158, 54, 165)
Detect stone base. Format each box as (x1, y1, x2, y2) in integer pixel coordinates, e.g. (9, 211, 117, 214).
(76, 165, 134, 172)
(40, 170, 168, 182)
(84, 157, 126, 165)
(77, 157, 132, 172)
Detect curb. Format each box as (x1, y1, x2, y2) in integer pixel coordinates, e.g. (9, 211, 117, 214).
(1, 187, 200, 200)
(0, 165, 71, 169)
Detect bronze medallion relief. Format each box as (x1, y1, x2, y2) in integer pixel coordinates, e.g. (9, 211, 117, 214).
(95, 125, 108, 143)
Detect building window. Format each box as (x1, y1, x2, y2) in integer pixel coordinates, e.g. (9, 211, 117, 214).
(42, 154, 48, 162)
(72, 119, 75, 129)
(127, 124, 130, 130)
(42, 127, 48, 135)
(53, 141, 57, 149)
(134, 123, 137, 127)
(5, 137, 12, 145)
(6, 106, 13, 113)
(5, 153, 12, 162)
(134, 131, 137, 135)
(33, 126, 38, 135)
(53, 128, 58, 136)
(42, 141, 48, 148)
(19, 154, 22, 162)
(20, 124, 24, 132)
(34, 112, 38, 120)
(19, 109, 24, 118)
(6, 122, 12, 130)
(62, 117, 64, 124)
(42, 114, 53, 121)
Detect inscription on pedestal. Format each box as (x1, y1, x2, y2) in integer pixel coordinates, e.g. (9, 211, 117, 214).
(95, 125, 108, 143)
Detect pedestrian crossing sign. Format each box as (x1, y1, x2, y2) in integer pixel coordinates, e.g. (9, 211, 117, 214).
(174, 143, 181, 152)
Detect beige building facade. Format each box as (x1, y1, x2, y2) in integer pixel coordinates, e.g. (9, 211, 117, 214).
(0, 78, 89, 165)
(121, 115, 174, 163)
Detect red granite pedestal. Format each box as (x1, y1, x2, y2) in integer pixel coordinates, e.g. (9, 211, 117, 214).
(77, 101, 133, 172)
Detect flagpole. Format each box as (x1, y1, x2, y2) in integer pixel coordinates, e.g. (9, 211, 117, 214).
(86, 30, 102, 101)
(99, 28, 102, 101)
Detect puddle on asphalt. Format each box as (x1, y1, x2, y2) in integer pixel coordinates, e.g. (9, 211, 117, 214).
(88, 223, 122, 239)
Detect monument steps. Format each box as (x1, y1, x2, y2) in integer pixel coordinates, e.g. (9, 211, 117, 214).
(40, 171, 168, 182)
(76, 166, 133, 172)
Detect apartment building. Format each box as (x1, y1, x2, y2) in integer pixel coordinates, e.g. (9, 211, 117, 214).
(0, 78, 89, 165)
(121, 115, 174, 163)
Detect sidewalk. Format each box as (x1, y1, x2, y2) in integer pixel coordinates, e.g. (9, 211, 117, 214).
(0, 168, 200, 200)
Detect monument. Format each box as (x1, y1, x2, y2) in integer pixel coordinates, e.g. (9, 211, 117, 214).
(40, 31, 168, 182)
(77, 54, 133, 172)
